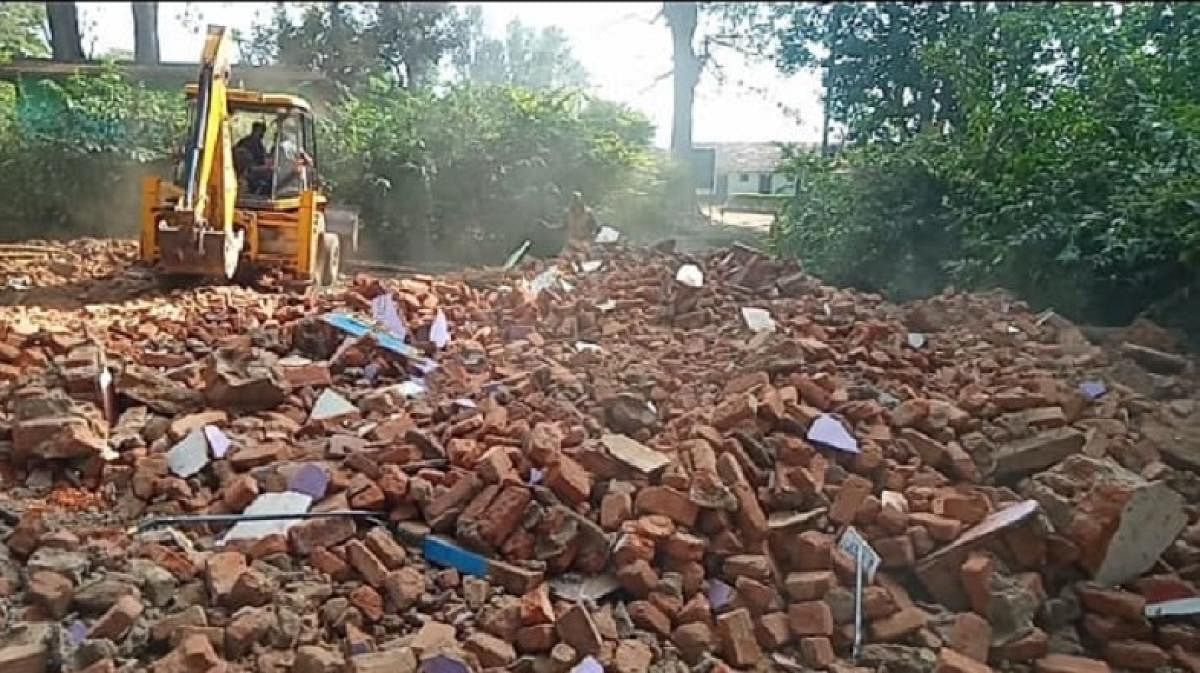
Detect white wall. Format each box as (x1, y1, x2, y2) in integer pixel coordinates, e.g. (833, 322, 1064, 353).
(725, 171, 794, 195)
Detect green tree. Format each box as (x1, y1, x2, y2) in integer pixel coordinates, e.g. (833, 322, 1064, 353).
(454, 15, 588, 89)
(238, 2, 474, 91)
(0, 3, 49, 60)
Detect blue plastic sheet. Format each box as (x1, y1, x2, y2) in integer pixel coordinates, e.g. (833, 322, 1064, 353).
(323, 312, 423, 359)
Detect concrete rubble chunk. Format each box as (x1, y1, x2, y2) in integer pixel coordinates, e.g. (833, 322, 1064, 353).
(204, 346, 286, 412)
(117, 363, 205, 415)
(600, 433, 670, 473)
(1024, 455, 1186, 586)
(166, 428, 210, 478)
(992, 428, 1086, 479)
(220, 492, 313, 544)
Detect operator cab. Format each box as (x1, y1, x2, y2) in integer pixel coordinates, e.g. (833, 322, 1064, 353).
(174, 86, 319, 206)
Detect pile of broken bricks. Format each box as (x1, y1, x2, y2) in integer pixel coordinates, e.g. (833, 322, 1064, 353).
(0, 238, 1199, 673)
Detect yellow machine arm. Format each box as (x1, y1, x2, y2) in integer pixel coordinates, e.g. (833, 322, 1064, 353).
(178, 25, 237, 237)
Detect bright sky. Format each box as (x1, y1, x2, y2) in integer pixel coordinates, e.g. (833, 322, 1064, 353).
(75, 1, 825, 147)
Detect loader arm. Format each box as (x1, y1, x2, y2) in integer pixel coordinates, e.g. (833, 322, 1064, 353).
(178, 25, 237, 233)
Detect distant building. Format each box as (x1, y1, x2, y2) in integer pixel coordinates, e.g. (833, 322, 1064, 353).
(693, 141, 823, 202)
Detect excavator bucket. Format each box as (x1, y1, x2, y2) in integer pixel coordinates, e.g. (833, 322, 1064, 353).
(156, 218, 244, 279)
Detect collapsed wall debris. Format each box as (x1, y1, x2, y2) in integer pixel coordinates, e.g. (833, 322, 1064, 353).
(0, 237, 1197, 673)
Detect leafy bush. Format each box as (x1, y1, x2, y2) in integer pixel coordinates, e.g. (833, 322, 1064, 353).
(0, 65, 186, 239)
(770, 3, 1200, 327)
(321, 82, 658, 263)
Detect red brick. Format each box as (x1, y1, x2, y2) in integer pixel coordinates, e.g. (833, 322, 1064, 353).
(949, 612, 991, 662)
(384, 567, 425, 610)
(349, 584, 384, 622)
(600, 492, 632, 531)
(1157, 624, 1200, 652)
(1077, 584, 1146, 621)
(794, 638, 832, 670)
(289, 514, 356, 556)
(1173, 647, 1200, 673)
(520, 583, 554, 626)
(786, 571, 837, 602)
(516, 624, 557, 653)
(221, 474, 260, 511)
(960, 552, 993, 616)
(1105, 641, 1168, 671)
(635, 486, 698, 527)
(713, 394, 757, 431)
(795, 531, 834, 570)
(309, 547, 350, 581)
(27, 571, 73, 618)
(1083, 613, 1151, 642)
(863, 586, 899, 619)
(557, 604, 602, 656)
(876, 535, 916, 568)
(829, 475, 873, 526)
(716, 607, 763, 667)
(476, 485, 532, 549)
(755, 612, 792, 650)
(617, 560, 658, 597)
(205, 551, 247, 605)
(673, 622, 716, 664)
(613, 533, 655, 566)
(466, 632, 517, 668)
(736, 576, 779, 615)
(345, 540, 389, 588)
(1134, 574, 1197, 604)
(662, 532, 706, 562)
(545, 455, 592, 506)
(88, 594, 144, 641)
(1036, 655, 1112, 673)
(935, 492, 991, 525)
(629, 600, 671, 637)
(871, 607, 928, 642)
(678, 593, 713, 625)
(996, 628, 1048, 662)
(909, 511, 963, 543)
(937, 647, 993, 673)
(788, 601, 834, 637)
(363, 527, 407, 569)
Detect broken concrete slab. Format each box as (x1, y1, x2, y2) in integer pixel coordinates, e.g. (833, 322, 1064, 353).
(310, 389, 358, 423)
(219, 492, 314, 545)
(600, 434, 670, 474)
(992, 428, 1085, 480)
(1024, 455, 1186, 586)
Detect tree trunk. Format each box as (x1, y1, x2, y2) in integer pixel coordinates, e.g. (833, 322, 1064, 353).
(664, 2, 700, 158)
(46, 2, 85, 62)
(132, 2, 159, 64)
(664, 2, 702, 223)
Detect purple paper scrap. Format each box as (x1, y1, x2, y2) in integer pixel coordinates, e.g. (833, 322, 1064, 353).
(707, 578, 735, 609)
(288, 464, 330, 500)
(1080, 380, 1107, 401)
(421, 653, 471, 673)
(570, 657, 604, 673)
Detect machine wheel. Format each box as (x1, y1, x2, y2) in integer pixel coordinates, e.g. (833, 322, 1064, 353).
(316, 233, 341, 288)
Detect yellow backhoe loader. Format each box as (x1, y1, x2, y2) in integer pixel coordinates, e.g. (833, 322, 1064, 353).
(139, 25, 358, 285)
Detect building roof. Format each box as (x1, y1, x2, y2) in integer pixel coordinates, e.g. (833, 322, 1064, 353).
(696, 141, 822, 174)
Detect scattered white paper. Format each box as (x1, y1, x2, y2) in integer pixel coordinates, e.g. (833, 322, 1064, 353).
(371, 293, 409, 341)
(452, 398, 477, 409)
(530, 267, 561, 294)
(907, 332, 927, 349)
(807, 414, 860, 454)
(675, 264, 703, 288)
(595, 226, 620, 243)
(595, 299, 617, 312)
(1006, 324, 1021, 334)
(580, 260, 603, 273)
(575, 341, 603, 353)
(204, 425, 231, 458)
(823, 302, 832, 317)
(166, 429, 209, 478)
(396, 379, 427, 398)
(741, 307, 777, 334)
(310, 389, 357, 422)
(219, 492, 313, 544)
(430, 309, 451, 349)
